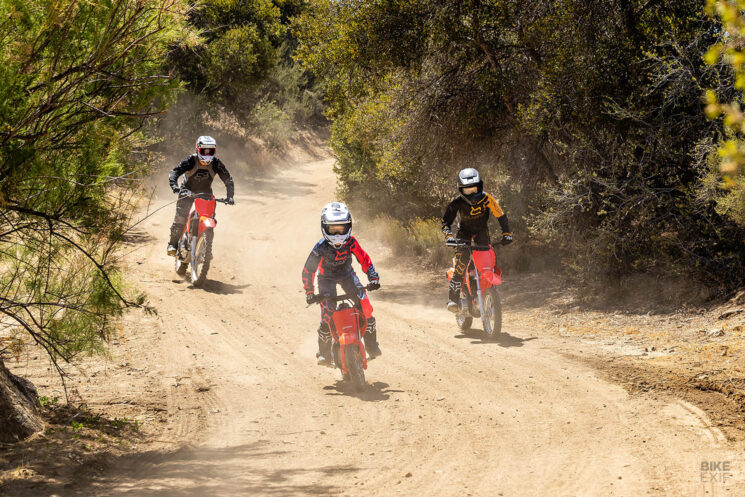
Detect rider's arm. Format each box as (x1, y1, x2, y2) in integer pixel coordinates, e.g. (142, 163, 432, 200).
(212, 159, 235, 199)
(168, 157, 193, 193)
(349, 238, 378, 280)
(485, 193, 511, 235)
(302, 245, 323, 295)
(441, 198, 459, 240)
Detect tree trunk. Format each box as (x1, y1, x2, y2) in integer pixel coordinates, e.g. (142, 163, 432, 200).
(0, 358, 43, 442)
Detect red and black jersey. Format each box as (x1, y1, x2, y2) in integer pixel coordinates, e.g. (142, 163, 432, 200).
(302, 237, 378, 295)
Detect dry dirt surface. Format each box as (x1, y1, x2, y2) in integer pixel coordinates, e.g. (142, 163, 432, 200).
(4, 153, 745, 496)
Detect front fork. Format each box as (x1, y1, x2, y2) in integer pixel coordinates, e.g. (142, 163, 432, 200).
(473, 265, 486, 320)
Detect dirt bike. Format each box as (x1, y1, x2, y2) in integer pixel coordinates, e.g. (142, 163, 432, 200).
(174, 192, 231, 287)
(309, 284, 378, 391)
(446, 240, 504, 338)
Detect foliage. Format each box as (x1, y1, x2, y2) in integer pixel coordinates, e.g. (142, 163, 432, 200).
(0, 0, 192, 376)
(169, 0, 324, 132)
(704, 1, 745, 226)
(296, 0, 745, 290)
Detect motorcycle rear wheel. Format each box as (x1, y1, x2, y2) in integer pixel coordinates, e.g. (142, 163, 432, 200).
(190, 230, 213, 287)
(481, 287, 502, 338)
(344, 345, 366, 391)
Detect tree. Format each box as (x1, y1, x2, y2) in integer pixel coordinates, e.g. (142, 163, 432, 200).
(0, 0, 193, 441)
(296, 0, 745, 290)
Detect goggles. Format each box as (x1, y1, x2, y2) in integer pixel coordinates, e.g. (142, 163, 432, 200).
(325, 224, 350, 235)
(198, 147, 215, 156)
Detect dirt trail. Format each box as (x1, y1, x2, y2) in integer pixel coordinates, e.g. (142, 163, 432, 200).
(73, 156, 743, 496)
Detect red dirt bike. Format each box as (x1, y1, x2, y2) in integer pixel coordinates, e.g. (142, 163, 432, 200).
(446, 241, 504, 337)
(174, 192, 231, 287)
(308, 285, 378, 391)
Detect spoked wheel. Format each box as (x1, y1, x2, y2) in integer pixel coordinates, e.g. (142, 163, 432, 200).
(190, 230, 213, 287)
(343, 345, 366, 391)
(456, 312, 473, 332)
(481, 288, 502, 339)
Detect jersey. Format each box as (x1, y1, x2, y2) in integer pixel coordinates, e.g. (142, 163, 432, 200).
(302, 237, 378, 294)
(168, 155, 234, 198)
(441, 192, 510, 239)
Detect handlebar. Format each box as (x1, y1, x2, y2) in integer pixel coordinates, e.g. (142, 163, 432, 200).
(308, 284, 379, 305)
(179, 191, 232, 204)
(445, 241, 496, 250)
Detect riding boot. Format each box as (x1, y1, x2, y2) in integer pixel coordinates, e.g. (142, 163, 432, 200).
(316, 324, 334, 367)
(168, 223, 183, 248)
(448, 281, 461, 313)
(364, 316, 382, 358)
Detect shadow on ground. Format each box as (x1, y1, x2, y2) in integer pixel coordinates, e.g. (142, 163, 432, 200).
(3, 440, 358, 497)
(455, 329, 538, 347)
(197, 279, 250, 295)
(323, 381, 403, 402)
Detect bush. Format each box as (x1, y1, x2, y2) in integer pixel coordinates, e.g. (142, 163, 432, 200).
(250, 97, 292, 148)
(367, 215, 451, 267)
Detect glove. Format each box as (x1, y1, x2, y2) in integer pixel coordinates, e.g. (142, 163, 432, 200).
(501, 233, 513, 245)
(226, 197, 235, 205)
(368, 279, 380, 291)
(178, 188, 192, 198)
(306, 293, 317, 305)
(445, 235, 456, 244)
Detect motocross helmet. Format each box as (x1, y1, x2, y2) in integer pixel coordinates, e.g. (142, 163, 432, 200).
(196, 135, 217, 165)
(321, 202, 352, 248)
(457, 167, 484, 205)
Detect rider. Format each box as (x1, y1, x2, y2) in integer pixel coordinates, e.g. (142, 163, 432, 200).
(442, 168, 512, 312)
(166, 136, 235, 255)
(302, 202, 382, 366)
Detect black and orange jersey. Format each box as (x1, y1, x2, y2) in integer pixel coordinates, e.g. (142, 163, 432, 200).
(302, 237, 378, 295)
(441, 193, 510, 239)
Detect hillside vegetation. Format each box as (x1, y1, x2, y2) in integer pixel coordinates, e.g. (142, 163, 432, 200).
(295, 0, 745, 292)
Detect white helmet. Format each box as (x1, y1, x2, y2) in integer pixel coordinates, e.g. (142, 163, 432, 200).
(321, 202, 352, 248)
(196, 135, 217, 165)
(457, 167, 484, 205)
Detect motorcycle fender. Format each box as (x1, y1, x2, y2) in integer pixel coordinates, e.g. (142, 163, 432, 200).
(481, 272, 503, 287)
(198, 216, 217, 235)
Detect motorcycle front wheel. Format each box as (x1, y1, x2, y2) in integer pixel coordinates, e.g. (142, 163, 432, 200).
(481, 287, 502, 338)
(344, 345, 366, 392)
(190, 230, 213, 287)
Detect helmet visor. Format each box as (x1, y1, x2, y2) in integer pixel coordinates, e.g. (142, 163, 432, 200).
(325, 223, 350, 235)
(198, 147, 215, 156)
(462, 186, 479, 195)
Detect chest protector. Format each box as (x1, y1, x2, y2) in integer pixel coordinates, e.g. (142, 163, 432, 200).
(183, 156, 216, 192)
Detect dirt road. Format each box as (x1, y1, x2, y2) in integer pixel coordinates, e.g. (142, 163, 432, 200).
(76, 155, 743, 496)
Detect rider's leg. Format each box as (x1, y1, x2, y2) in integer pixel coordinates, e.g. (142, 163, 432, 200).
(449, 249, 468, 312)
(168, 197, 194, 253)
(316, 277, 337, 365)
(340, 275, 381, 357)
